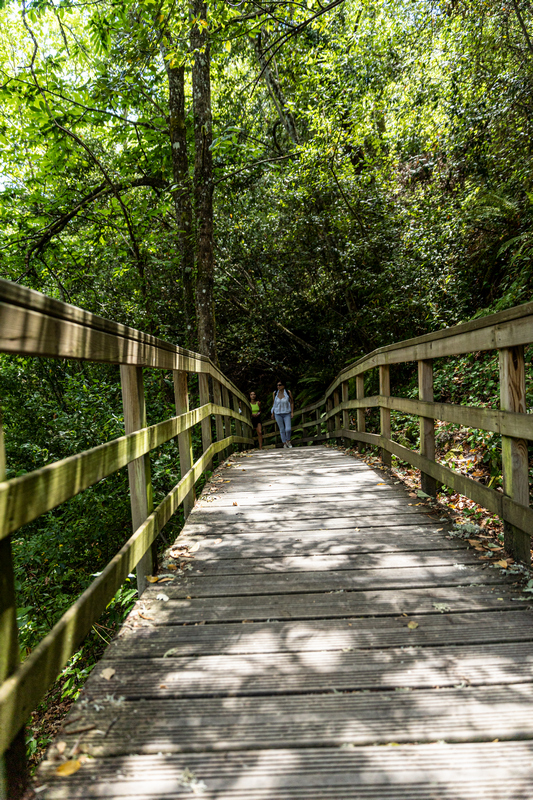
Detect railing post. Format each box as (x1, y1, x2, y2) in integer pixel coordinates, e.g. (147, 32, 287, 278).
(232, 394, 242, 440)
(333, 389, 341, 441)
(499, 346, 530, 563)
(173, 370, 195, 519)
(356, 374, 365, 453)
(342, 381, 350, 446)
(221, 385, 233, 457)
(379, 365, 392, 468)
(212, 378, 226, 463)
(326, 396, 334, 437)
(198, 372, 213, 472)
(120, 365, 155, 596)
(418, 360, 437, 497)
(0, 415, 28, 800)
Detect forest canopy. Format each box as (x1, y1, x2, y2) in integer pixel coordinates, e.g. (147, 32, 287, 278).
(1, 0, 533, 391)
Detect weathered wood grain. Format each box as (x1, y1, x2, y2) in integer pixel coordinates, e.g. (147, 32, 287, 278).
(37, 684, 533, 760)
(141, 563, 510, 599)
(107, 611, 533, 658)
(80, 641, 533, 699)
(36, 741, 533, 799)
(136, 584, 519, 625)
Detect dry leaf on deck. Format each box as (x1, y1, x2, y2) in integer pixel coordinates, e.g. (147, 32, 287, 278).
(101, 667, 115, 680)
(146, 575, 159, 583)
(495, 560, 508, 568)
(56, 760, 82, 777)
(139, 613, 154, 621)
(156, 593, 169, 602)
(407, 621, 419, 630)
(233, 501, 238, 506)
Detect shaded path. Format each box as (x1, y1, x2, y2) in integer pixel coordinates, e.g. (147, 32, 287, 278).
(39, 446, 533, 798)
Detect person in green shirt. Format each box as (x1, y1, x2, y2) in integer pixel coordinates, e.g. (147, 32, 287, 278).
(249, 391, 263, 449)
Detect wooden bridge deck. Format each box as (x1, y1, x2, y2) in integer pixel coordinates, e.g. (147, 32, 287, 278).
(39, 446, 533, 799)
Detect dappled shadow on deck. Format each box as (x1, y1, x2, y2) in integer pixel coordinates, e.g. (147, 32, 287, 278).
(37, 447, 533, 799)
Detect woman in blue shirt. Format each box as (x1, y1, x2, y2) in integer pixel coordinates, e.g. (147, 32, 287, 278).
(271, 380, 294, 448)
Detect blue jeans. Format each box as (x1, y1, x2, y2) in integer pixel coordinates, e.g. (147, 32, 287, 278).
(275, 412, 292, 443)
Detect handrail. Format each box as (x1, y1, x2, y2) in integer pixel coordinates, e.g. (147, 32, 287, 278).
(0, 281, 253, 791)
(264, 301, 533, 565)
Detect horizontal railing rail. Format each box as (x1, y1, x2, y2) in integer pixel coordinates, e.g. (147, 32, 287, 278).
(264, 301, 533, 564)
(0, 280, 253, 794)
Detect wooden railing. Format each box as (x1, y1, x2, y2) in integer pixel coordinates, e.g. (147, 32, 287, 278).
(0, 280, 253, 794)
(264, 302, 533, 564)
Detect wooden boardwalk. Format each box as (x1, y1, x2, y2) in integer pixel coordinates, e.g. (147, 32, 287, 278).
(39, 446, 533, 799)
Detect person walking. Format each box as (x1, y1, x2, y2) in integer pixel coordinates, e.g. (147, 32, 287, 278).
(249, 391, 263, 449)
(271, 380, 294, 448)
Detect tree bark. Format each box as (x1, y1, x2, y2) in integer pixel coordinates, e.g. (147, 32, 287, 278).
(162, 44, 196, 348)
(191, 0, 217, 362)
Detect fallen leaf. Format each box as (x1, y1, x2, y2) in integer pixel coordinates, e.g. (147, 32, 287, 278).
(433, 603, 451, 613)
(156, 593, 169, 602)
(377, 483, 386, 486)
(158, 577, 174, 583)
(167, 564, 178, 571)
(214, 538, 222, 544)
(56, 741, 67, 755)
(407, 621, 419, 629)
(56, 760, 82, 776)
(100, 667, 115, 680)
(139, 613, 154, 621)
(495, 560, 508, 568)
(146, 576, 159, 583)
(233, 501, 238, 506)
(436, 528, 444, 532)
(159, 684, 168, 689)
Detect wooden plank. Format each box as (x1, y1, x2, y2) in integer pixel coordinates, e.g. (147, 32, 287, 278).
(500, 346, 530, 562)
(37, 742, 533, 799)
(168, 550, 478, 575)
(140, 563, 510, 599)
(36, 684, 533, 759)
(120, 365, 155, 595)
(136, 584, 519, 625)
(197, 491, 432, 509)
(174, 370, 195, 518)
(108, 611, 533, 658)
(81, 641, 533, 698)
(187, 511, 444, 531)
(177, 527, 464, 558)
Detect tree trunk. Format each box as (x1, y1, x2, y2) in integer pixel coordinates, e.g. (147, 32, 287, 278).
(191, 0, 217, 362)
(162, 40, 196, 348)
